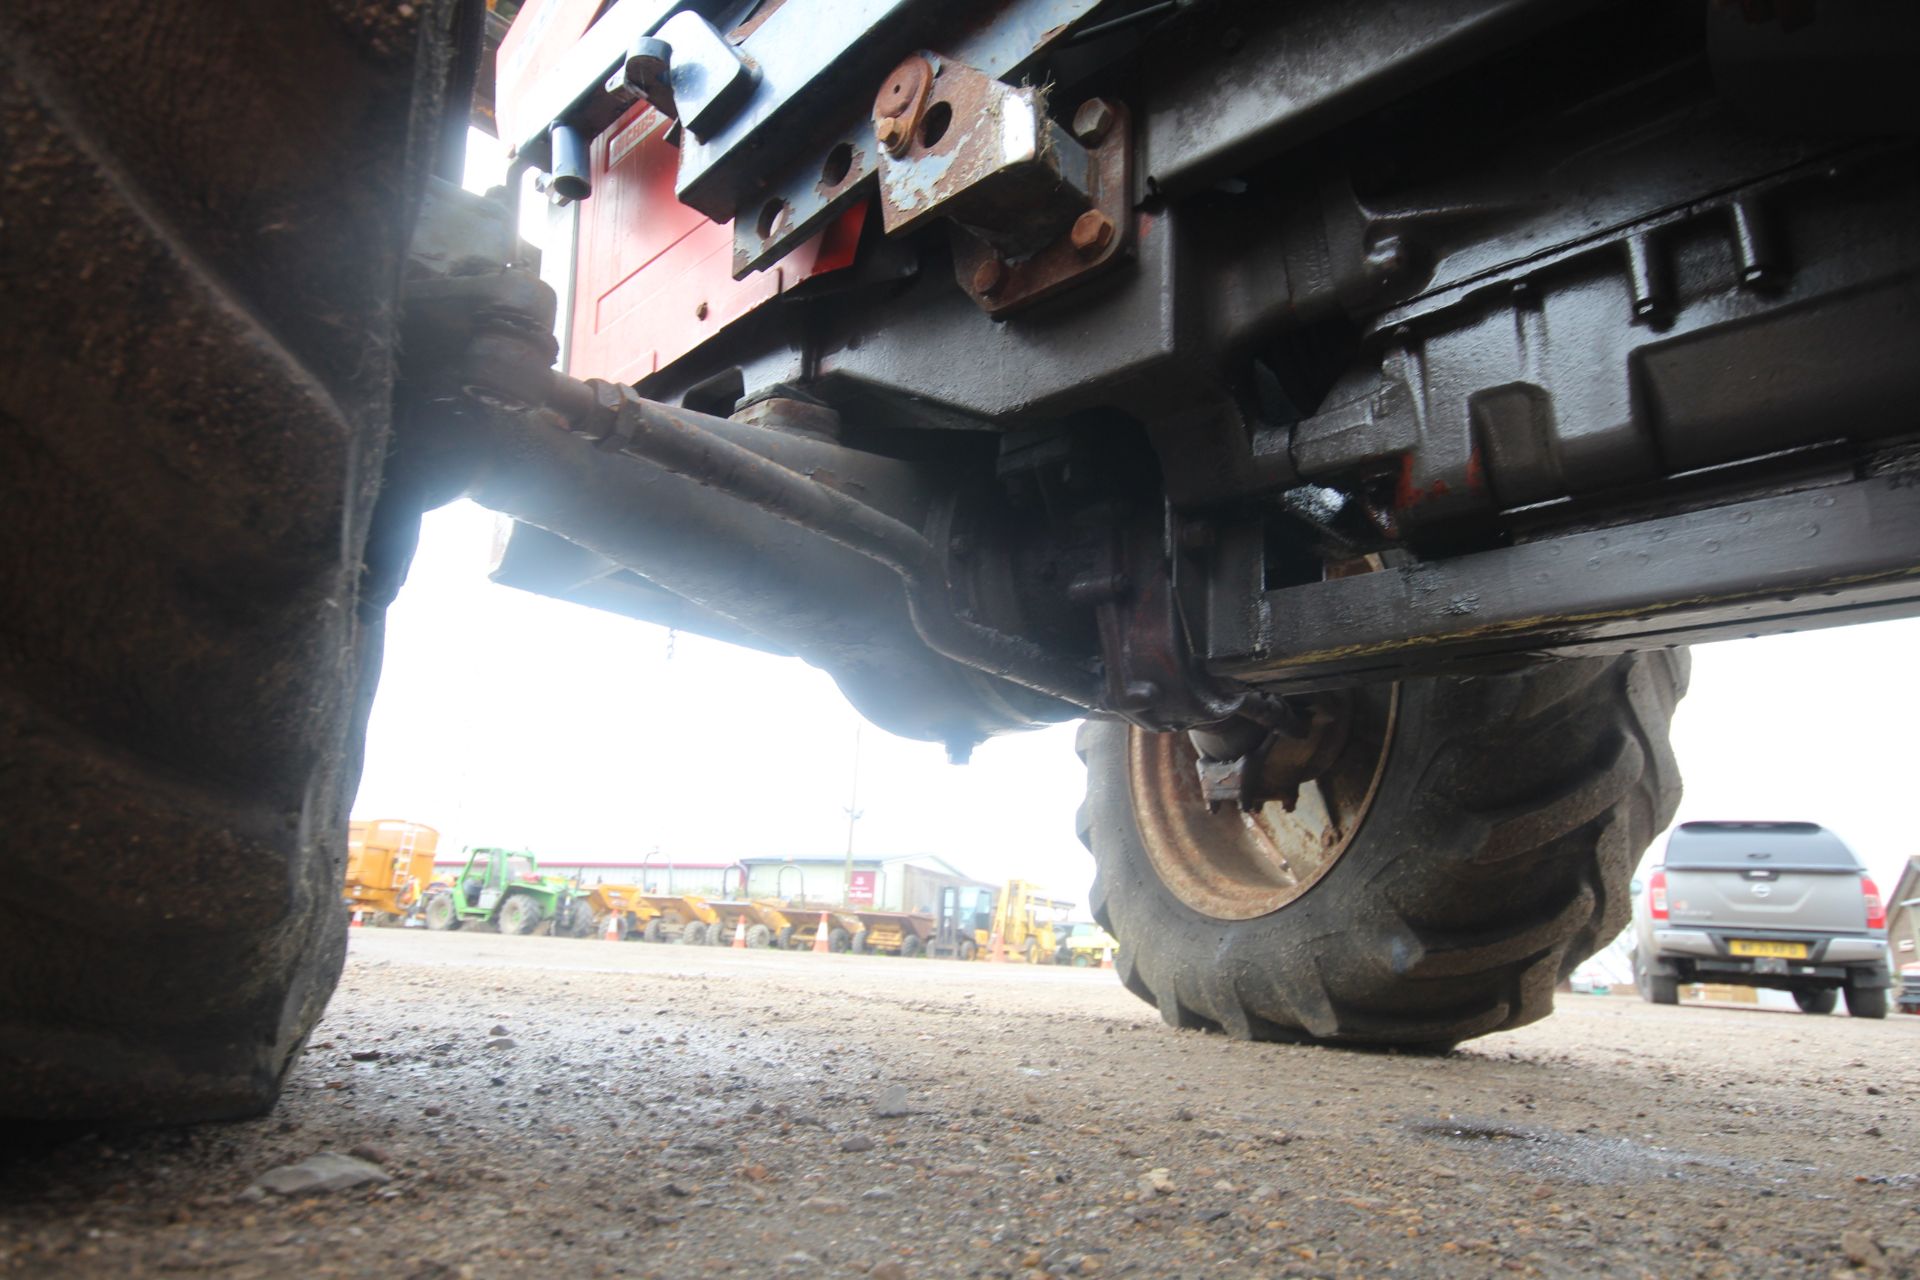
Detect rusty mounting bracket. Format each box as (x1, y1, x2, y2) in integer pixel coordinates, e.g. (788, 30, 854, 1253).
(871, 52, 1133, 317)
(951, 96, 1131, 318)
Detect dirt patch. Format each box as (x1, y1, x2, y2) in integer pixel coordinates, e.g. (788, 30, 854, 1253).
(2, 932, 1915, 1277)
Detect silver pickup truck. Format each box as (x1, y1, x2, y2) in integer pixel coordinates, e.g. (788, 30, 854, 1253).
(1633, 822, 1889, 1018)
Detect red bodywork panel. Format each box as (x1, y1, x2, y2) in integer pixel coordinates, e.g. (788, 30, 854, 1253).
(500, 0, 865, 383)
(568, 104, 864, 383)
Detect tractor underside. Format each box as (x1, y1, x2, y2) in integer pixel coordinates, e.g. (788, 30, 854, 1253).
(406, 0, 1920, 765)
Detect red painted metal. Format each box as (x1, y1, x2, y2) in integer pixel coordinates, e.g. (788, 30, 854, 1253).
(566, 103, 867, 383)
(494, 0, 603, 148)
(499, 0, 867, 382)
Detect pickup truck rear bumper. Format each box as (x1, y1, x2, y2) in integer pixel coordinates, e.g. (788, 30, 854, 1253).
(1651, 929, 1890, 986)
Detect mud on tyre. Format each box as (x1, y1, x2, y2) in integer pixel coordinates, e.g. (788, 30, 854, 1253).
(0, 1, 458, 1122)
(1079, 652, 1687, 1048)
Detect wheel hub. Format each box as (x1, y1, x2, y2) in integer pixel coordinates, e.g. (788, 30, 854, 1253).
(1127, 686, 1397, 920)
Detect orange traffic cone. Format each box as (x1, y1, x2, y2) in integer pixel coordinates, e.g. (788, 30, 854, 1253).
(812, 912, 831, 954)
(732, 917, 748, 949)
(988, 929, 1006, 963)
(350, 910, 363, 929)
(1100, 948, 1114, 969)
(604, 912, 621, 942)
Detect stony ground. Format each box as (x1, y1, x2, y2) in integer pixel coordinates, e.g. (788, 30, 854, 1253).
(2, 930, 1915, 1279)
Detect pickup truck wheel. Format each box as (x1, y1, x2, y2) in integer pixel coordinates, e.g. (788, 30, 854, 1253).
(0, 1, 453, 1124)
(1793, 989, 1838, 1015)
(1080, 652, 1686, 1047)
(1634, 952, 1680, 1006)
(1844, 983, 1888, 1020)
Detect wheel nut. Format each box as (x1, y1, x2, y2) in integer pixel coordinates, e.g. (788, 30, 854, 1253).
(972, 258, 1009, 297)
(1070, 210, 1116, 257)
(1071, 99, 1115, 145)
(875, 114, 910, 154)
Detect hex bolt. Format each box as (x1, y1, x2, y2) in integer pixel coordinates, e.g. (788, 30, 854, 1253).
(1070, 210, 1116, 257)
(1071, 99, 1115, 145)
(875, 114, 910, 154)
(971, 258, 1009, 297)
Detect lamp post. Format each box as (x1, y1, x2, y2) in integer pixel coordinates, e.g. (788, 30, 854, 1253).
(842, 724, 863, 906)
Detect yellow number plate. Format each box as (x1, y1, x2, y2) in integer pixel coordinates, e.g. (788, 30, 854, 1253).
(1729, 939, 1809, 959)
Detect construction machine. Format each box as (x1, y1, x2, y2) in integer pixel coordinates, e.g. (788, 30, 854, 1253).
(11, 0, 1920, 1123)
(423, 848, 595, 936)
(1056, 922, 1119, 969)
(344, 820, 440, 926)
(930, 882, 1070, 963)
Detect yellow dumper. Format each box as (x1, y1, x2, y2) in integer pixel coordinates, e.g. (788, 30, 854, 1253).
(571, 886, 717, 943)
(344, 820, 439, 926)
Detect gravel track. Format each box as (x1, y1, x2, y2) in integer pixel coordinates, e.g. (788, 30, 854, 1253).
(3, 930, 1914, 1278)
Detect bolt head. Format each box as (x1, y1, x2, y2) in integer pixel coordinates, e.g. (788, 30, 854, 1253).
(971, 258, 1009, 296)
(1070, 210, 1116, 257)
(875, 115, 909, 153)
(1071, 99, 1115, 145)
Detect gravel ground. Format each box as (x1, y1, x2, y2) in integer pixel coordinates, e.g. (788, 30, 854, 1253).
(3, 930, 1915, 1278)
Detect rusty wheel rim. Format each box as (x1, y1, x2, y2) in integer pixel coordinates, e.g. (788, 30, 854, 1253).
(1128, 686, 1398, 921)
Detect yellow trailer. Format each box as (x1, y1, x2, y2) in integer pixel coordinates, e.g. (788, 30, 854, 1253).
(344, 820, 439, 926)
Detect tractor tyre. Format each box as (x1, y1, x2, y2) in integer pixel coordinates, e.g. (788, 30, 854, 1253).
(776, 925, 795, 950)
(957, 939, 977, 962)
(900, 934, 925, 959)
(1793, 989, 1838, 1014)
(499, 895, 547, 937)
(0, 3, 462, 1123)
(1072, 954, 1092, 969)
(1024, 939, 1042, 965)
(425, 896, 462, 933)
(829, 928, 853, 953)
(678, 923, 710, 946)
(745, 924, 774, 949)
(642, 918, 664, 944)
(1079, 652, 1686, 1048)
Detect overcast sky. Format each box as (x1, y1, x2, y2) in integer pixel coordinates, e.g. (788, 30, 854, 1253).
(353, 499, 1919, 910)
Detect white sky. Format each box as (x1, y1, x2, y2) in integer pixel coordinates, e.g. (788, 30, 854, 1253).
(354, 499, 1920, 909)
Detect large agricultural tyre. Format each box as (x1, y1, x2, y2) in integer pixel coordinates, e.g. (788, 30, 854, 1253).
(1078, 652, 1686, 1048)
(642, 918, 665, 944)
(425, 896, 462, 932)
(0, 1, 460, 1123)
(745, 924, 774, 949)
(499, 895, 547, 937)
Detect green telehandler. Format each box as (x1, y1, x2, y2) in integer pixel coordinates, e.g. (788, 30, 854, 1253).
(422, 848, 593, 937)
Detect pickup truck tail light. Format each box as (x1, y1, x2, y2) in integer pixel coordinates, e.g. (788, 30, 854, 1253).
(1863, 876, 1885, 929)
(1648, 869, 1669, 921)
